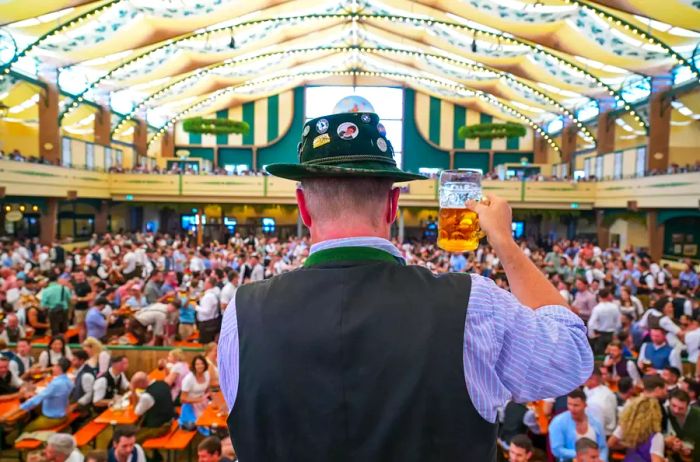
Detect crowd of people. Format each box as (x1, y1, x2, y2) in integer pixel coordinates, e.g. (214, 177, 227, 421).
(0, 231, 698, 461)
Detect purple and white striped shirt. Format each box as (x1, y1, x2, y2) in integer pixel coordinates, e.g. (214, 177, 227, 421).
(218, 237, 593, 423)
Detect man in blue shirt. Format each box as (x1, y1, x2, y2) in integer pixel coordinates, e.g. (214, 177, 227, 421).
(4, 357, 74, 441)
(449, 253, 467, 272)
(86, 297, 109, 341)
(549, 389, 608, 461)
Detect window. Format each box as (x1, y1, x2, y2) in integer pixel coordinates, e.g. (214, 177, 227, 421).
(595, 156, 604, 179)
(61, 138, 72, 167)
(584, 157, 592, 179)
(115, 150, 123, 167)
(635, 146, 647, 177)
(224, 164, 250, 175)
(105, 147, 112, 170)
(561, 163, 569, 179)
(305, 86, 404, 168)
(613, 151, 623, 179)
(86, 143, 95, 170)
(573, 170, 586, 181)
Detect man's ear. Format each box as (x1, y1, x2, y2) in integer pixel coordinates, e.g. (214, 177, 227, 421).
(386, 187, 400, 224)
(296, 188, 312, 228)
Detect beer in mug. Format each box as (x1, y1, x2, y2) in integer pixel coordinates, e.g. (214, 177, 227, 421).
(437, 170, 484, 253)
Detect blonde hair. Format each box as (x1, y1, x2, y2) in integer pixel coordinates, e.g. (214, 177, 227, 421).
(82, 337, 104, 356)
(169, 348, 185, 362)
(619, 396, 662, 448)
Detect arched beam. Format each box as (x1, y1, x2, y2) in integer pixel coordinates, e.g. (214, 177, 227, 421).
(146, 69, 564, 156)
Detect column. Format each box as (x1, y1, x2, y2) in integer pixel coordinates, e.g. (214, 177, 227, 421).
(94, 200, 109, 235)
(646, 210, 664, 261)
(448, 150, 455, 170)
(251, 147, 258, 172)
(647, 76, 673, 173)
(196, 208, 203, 247)
(39, 83, 60, 164)
(595, 210, 610, 249)
(40, 198, 58, 244)
(533, 134, 547, 164)
(488, 150, 494, 172)
(161, 128, 175, 158)
(397, 208, 405, 244)
(596, 98, 616, 155)
(94, 107, 111, 147)
(134, 119, 148, 157)
(296, 211, 303, 238)
(560, 122, 578, 166)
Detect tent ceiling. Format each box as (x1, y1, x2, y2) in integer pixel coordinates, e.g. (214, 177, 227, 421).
(0, 0, 698, 147)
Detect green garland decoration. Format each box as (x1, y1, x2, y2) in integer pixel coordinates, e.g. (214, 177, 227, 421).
(458, 122, 526, 140)
(182, 117, 250, 135)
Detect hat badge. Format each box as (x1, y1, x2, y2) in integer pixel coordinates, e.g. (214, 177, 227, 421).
(316, 119, 329, 134)
(337, 122, 359, 140)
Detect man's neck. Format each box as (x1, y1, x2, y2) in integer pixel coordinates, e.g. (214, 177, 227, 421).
(310, 227, 388, 244)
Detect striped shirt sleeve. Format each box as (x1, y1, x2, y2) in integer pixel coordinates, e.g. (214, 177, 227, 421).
(464, 274, 593, 423)
(218, 296, 239, 411)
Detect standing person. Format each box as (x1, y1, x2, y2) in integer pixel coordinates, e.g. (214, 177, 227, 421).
(588, 289, 621, 355)
(572, 278, 597, 323)
(71, 270, 93, 342)
(549, 389, 608, 461)
(607, 396, 665, 462)
(219, 113, 593, 461)
(196, 278, 221, 344)
(85, 298, 109, 341)
(41, 274, 72, 335)
(584, 368, 618, 436)
(637, 328, 682, 373)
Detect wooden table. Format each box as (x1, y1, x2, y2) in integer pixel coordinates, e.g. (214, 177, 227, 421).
(94, 405, 139, 425)
(31, 326, 80, 345)
(0, 398, 22, 424)
(195, 403, 227, 428)
(148, 368, 167, 381)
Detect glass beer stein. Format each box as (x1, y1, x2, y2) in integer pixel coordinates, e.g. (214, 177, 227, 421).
(437, 169, 485, 253)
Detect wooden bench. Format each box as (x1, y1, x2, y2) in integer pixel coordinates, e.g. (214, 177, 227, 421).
(14, 411, 80, 450)
(74, 421, 108, 448)
(143, 422, 196, 462)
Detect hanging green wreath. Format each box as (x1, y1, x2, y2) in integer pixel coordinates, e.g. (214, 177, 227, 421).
(458, 122, 526, 140)
(182, 117, 250, 135)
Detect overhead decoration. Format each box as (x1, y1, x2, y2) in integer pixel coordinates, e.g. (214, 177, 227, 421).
(182, 117, 250, 136)
(458, 123, 527, 140)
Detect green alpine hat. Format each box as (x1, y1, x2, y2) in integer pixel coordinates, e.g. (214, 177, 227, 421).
(264, 112, 426, 182)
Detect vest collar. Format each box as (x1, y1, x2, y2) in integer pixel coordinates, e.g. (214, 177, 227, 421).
(304, 246, 405, 268)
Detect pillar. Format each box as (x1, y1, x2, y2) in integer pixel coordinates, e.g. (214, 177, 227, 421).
(533, 134, 547, 164)
(40, 198, 58, 244)
(39, 83, 60, 164)
(595, 210, 610, 249)
(95, 200, 109, 235)
(296, 211, 303, 238)
(134, 119, 148, 157)
(647, 76, 673, 173)
(560, 123, 578, 166)
(94, 107, 111, 147)
(488, 150, 494, 172)
(448, 150, 455, 170)
(596, 98, 616, 155)
(646, 210, 664, 261)
(251, 147, 258, 172)
(196, 208, 203, 247)
(398, 208, 405, 243)
(161, 128, 175, 158)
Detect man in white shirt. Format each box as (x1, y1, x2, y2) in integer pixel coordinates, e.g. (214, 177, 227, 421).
(122, 245, 138, 280)
(131, 301, 180, 345)
(189, 251, 205, 274)
(249, 254, 265, 282)
(685, 313, 700, 363)
(197, 277, 221, 343)
(70, 350, 95, 409)
(219, 271, 238, 311)
(583, 368, 618, 436)
(638, 297, 685, 347)
(93, 355, 130, 408)
(587, 289, 621, 355)
(9, 338, 35, 379)
(44, 433, 84, 462)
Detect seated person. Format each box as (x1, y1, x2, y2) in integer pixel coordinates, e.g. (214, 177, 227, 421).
(108, 425, 146, 462)
(128, 300, 180, 346)
(69, 350, 95, 416)
(17, 357, 73, 433)
(162, 348, 189, 401)
(82, 337, 111, 375)
(9, 339, 36, 380)
(507, 434, 535, 462)
(575, 438, 603, 462)
(198, 436, 234, 462)
(129, 372, 176, 444)
(0, 356, 23, 400)
(0, 313, 26, 343)
(38, 335, 73, 370)
(85, 451, 107, 462)
(665, 389, 699, 462)
(549, 389, 608, 461)
(92, 356, 129, 409)
(637, 328, 682, 373)
(40, 433, 84, 462)
(179, 355, 211, 429)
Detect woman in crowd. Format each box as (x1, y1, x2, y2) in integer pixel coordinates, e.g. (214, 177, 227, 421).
(204, 342, 219, 388)
(163, 348, 189, 401)
(178, 355, 211, 431)
(37, 334, 72, 369)
(82, 336, 111, 375)
(607, 396, 665, 462)
(618, 286, 645, 320)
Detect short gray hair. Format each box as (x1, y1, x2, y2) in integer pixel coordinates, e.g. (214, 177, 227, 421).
(300, 177, 394, 226)
(48, 434, 76, 457)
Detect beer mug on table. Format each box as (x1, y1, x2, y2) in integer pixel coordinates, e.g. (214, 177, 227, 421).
(438, 169, 485, 253)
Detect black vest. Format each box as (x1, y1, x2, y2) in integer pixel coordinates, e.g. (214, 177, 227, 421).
(0, 372, 18, 395)
(228, 257, 497, 462)
(103, 370, 123, 400)
(70, 364, 96, 404)
(11, 355, 33, 377)
(499, 402, 528, 444)
(5, 327, 22, 343)
(142, 381, 176, 428)
(672, 297, 687, 320)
